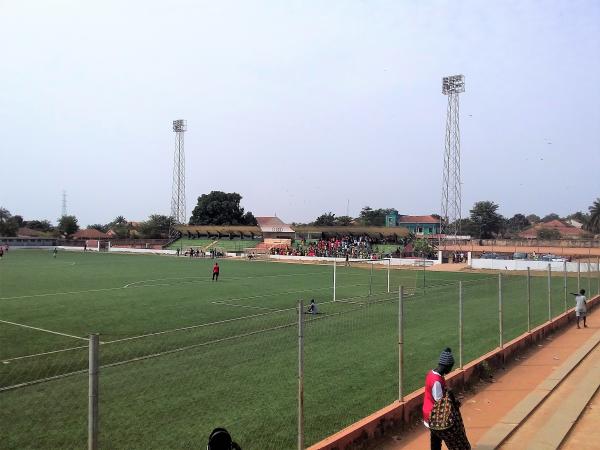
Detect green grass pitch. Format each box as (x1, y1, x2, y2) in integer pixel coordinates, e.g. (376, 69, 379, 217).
(0, 250, 582, 449)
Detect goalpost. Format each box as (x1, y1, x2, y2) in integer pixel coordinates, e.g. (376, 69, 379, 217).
(332, 258, 417, 303)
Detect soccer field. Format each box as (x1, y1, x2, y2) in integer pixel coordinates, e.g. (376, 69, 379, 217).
(0, 250, 582, 449)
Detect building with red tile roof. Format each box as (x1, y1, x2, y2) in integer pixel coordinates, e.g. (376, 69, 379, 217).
(518, 219, 589, 239)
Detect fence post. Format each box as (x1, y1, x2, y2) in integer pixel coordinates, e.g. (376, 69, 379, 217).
(527, 267, 531, 332)
(88, 334, 99, 450)
(563, 261, 568, 313)
(577, 261, 581, 291)
(459, 281, 463, 369)
(297, 300, 304, 450)
(387, 258, 390, 294)
(332, 260, 336, 303)
(498, 274, 503, 349)
(398, 286, 404, 402)
(588, 259, 592, 297)
(547, 264, 552, 322)
(597, 258, 600, 296)
(369, 262, 373, 297)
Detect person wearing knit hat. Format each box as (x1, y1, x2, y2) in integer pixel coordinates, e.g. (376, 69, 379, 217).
(439, 348, 455, 368)
(422, 347, 470, 450)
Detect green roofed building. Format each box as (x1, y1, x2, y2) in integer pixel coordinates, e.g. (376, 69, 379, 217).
(385, 214, 440, 236)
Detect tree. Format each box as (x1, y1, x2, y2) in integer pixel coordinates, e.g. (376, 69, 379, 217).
(413, 238, 436, 258)
(586, 198, 600, 233)
(469, 201, 504, 239)
(189, 191, 255, 225)
(506, 214, 530, 234)
(314, 212, 336, 226)
(526, 214, 541, 224)
(358, 206, 397, 226)
(541, 213, 560, 222)
(537, 228, 561, 240)
(566, 211, 590, 225)
(24, 219, 54, 231)
(58, 215, 79, 236)
(88, 224, 108, 232)
(138, 214, 175, 238)
(335, 215, 353, 226)
(106, 216, 130, 238)
(449, 218, 478, 237)
(0, 208, 19, 237)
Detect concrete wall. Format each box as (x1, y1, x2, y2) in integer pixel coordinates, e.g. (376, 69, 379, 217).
(268, 255, 438, 267)
(108, 247, 176, 255)
(471, 258, 600, 272)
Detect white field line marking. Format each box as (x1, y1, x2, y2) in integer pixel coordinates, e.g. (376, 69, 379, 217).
(0, 306, 368, 392)
(211, 301, 280, 311)
(0, 286, 124, 301)
(0, 270, 331, 300)
(122, 270, 329, 288)
(0, 319, 89, 341)
(101, 307, 294, 344)
(2, 345, 88, 363)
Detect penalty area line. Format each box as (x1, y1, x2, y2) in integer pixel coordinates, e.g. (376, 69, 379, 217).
(0, 319, 90, 342)
(211, 301, 282, 311)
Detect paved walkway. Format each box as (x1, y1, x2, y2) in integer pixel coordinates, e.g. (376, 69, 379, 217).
(377, 307, 599, 449)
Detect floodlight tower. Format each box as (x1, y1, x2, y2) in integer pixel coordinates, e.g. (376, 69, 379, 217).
(170, 119, 187, 225)
(441, 75, 465, 238)
(62, 190, 67, 217)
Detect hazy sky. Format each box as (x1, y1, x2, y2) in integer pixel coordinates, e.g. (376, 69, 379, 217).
(1, 0, 599, 226)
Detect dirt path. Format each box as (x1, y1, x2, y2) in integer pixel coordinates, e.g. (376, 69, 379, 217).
(376, 308, 599, 449)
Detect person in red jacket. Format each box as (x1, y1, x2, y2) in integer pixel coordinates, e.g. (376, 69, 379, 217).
(212, 262, 220, 281)
(423, 347, 470, 450)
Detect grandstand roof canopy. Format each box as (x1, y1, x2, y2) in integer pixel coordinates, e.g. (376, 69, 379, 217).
(294, 225, 410, 238)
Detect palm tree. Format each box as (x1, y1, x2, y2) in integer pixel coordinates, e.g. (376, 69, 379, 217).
(588, 198, 600, 233)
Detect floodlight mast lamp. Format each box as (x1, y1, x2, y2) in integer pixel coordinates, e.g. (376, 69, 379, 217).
(171, 119, 187, 226)
(441, 75, 464, 239)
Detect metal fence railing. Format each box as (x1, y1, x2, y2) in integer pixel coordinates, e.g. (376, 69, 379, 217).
(2, 262, 599, 449)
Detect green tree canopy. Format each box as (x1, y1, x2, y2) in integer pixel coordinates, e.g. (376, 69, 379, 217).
(313, 212, 336, 226)
(469, 201, 504, 239)
(138, 214, 175, 239)
(335, 215, 353, 226)
(358, 207, 397, 226)
(0, 208, 20, 237)
(58, 215, 79, 236)
(189, 191, 256, 226)
(536, 228, 561, 240)
(105, 216, 130, 238)
(24, 219, 54, 231)
(88, 224, 108, 232)
(541, 213, 561, 222)
(586, 198, 600, 233)
(413, 238, 436, 258)
(506, 214, 530, 234)
(526, 214, 541, 224)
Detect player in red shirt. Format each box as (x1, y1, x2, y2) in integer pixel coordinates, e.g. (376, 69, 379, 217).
(212, 262, 220, 281)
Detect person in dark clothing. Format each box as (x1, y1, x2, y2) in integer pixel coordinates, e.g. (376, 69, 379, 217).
(212, 262, 220, 281)
(207, 427, 241, 450)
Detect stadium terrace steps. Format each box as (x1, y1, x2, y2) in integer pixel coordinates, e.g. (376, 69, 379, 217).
(476, 329, 600, 449)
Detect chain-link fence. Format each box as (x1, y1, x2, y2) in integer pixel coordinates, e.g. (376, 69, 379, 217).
(2, 261, 599, 449)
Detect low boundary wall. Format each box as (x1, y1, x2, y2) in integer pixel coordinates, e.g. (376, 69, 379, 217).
(308, 294, 600, 450)
(471, 258, 600, 272)
(268, 255, 438, 267)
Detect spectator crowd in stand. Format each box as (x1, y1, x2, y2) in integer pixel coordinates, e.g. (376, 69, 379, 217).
(270, 236, 383, 259)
